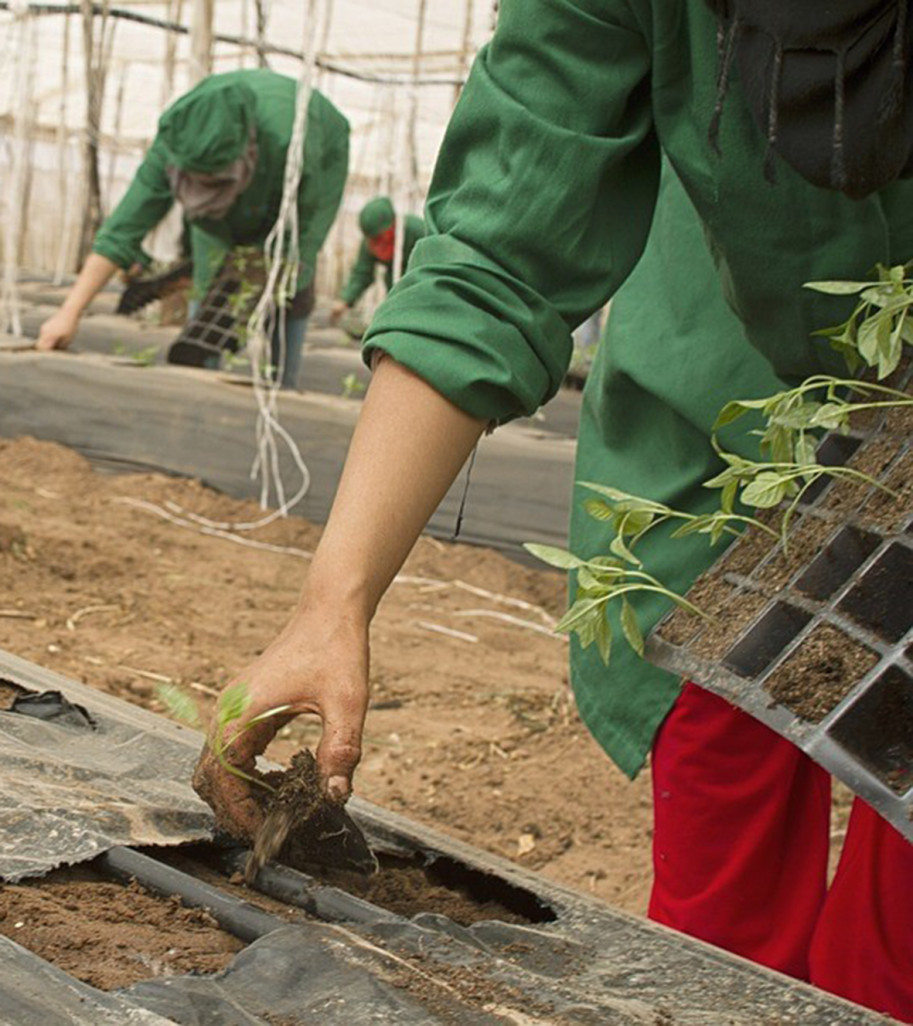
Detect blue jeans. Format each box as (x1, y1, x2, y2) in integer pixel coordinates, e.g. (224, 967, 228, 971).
(187, 298, 308, 389)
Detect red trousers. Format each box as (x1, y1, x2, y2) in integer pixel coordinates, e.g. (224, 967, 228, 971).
(649, 682, 913, 1023)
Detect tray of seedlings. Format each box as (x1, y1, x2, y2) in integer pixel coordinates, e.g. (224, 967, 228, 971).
(532, 265, 913, 843)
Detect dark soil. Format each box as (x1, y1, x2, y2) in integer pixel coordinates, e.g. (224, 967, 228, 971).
(763, 624, 879, 723)
(249, 749, 376, 881)
(688, 588, 770, 662)
(0, 866, 241, 990)
(858, 449, 913, 533)
(716, 524, 778, 577)
(306, 859, 532, 926)
(750, 516, 835, 594)
(819, 436, 900, 519)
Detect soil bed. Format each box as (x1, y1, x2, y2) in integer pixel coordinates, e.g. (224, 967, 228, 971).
(0, 865, 242, 990)
(763, 624, 879, 723)
(0, 437, 654, 914)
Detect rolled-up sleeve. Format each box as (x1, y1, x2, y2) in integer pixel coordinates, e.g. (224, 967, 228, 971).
(93, 137, 174, 269)
(363, 0, 658, 422)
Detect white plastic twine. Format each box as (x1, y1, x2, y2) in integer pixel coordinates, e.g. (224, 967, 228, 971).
(167, 0, 322, 534)
(0, 2, 35, 337)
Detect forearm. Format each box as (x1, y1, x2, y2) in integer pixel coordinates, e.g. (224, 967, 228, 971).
(300, 357, 486, 619)
(62, 253, 119, 318)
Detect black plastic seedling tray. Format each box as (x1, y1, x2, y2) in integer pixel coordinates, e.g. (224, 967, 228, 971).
(648, 376, 912, 842)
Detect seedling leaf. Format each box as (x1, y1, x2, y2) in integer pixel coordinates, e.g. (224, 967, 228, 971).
(620, 598, 644, 656)
(524, 543, 583, 570)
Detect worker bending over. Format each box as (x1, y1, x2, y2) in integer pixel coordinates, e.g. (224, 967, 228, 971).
(330, 197, 425, 324)
(39, 69, 349, 389)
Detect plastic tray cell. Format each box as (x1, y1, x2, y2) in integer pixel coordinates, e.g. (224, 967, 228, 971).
(647, 369, 913, 842)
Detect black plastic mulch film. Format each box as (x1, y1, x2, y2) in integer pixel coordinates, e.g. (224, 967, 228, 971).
(647, 370, 913, 842)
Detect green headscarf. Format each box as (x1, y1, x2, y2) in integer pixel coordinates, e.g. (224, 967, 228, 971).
(158, 76, 256, 173)
(359, 196, 395, 237)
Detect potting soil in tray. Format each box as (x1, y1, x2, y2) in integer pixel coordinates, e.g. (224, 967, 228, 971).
(648, 372, 913, 842)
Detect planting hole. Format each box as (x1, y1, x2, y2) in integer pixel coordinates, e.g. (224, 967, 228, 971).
(722, 602, 812, 679)
(837, 543, 913, 642)
(795, 527, 881, 602)
(829, 667, 913, 795)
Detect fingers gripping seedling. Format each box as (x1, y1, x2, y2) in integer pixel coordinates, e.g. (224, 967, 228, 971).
(157, 681, 291, 791)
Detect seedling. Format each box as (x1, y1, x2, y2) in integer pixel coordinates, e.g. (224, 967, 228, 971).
(341, 372, 366, 399)
(529, 263, 913, 666)
(157, 681, 291, 791)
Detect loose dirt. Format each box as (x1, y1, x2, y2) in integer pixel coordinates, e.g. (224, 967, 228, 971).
(764, 624, 880, 722)
(0, 436, 654, 914)
(0, 866, 241, 990)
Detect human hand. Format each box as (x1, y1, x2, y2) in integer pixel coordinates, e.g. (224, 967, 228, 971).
(192, 602, 370, 841)
(329, 299, 349, 325)
(36, 309, 79, 351)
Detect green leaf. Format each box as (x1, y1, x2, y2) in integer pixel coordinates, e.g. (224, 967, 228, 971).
(809, 403, 849, 431)
(712, 399, 766, 430)
(578, 481, 634, 503)
(609, 531, 641, 567)
(794, 435, 819, 468)
(156, 684, 201, 727)
(218, 681, 252, 728)
(554, 596, 607, 634)
(803, 280, 874, 295)
(618, 509, 656, 536)
(741, 472, 789, 509)
(582, 498, 616, 522)
(523, 543, 583, 570)
(720, 479, 738, 514)
(620, 598, 644, 657)
(594, 613, 612, 665)
(857, 315, 880, 366)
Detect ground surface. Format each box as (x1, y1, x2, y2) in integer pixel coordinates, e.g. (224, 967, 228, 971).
(0, 436, 655, 914)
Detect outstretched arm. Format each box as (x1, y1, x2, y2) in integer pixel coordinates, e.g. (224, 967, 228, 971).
(193, 356, 485, 838)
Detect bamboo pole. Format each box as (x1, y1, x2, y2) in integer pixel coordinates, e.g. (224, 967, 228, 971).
(452, 0, 474, 108)
(53, 10, 73, 281)
(188, 0, 212, 85)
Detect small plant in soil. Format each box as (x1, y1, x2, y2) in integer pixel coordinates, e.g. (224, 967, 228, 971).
(157, 683, 377, 879)
(158, 681, 291, 792)
(530, 262, 913, 666)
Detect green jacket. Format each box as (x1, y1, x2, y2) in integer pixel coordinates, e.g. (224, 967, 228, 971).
(363, 0, 913, 777)
(94, 70, 350, 301)
(339, 214, 426, 306)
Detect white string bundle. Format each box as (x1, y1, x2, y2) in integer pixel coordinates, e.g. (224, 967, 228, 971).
(168, 0, 322, 535)
(0, 1, 35, 337)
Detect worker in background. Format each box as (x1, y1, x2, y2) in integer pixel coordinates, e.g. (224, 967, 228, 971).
(37, 69, 350, 389)
(329, 197, 425, 324)
(194, 2, 913, 1021)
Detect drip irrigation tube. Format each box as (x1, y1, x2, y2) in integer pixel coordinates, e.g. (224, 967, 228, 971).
(96, 846, 286, 943)
(214, 847, 404, 926)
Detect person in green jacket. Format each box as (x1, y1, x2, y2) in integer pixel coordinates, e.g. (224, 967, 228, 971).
(329, 197, 426, 324)
(38, 69, 350, 389)
(193, 3, 913, 1018)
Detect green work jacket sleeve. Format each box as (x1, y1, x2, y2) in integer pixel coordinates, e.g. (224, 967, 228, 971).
(339, 241, 378, 306)
(93, 136, 175, 269)
(296, 95, 349, 290)
(363, 0, 659, 423)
